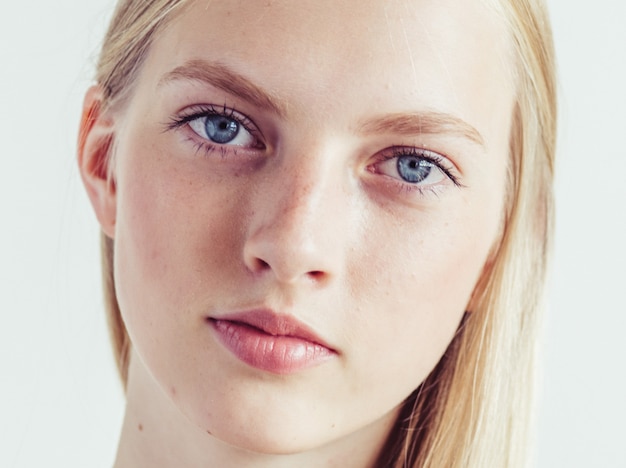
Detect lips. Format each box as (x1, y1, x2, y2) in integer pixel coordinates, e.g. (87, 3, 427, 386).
(208, 309, 336, 374)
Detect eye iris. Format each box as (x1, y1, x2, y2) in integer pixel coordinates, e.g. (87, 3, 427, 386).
(397, 156, 433, 183)
(205, 115, 239, 143)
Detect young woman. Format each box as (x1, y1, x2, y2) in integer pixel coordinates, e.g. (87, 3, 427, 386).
(77, 0, 556, 466)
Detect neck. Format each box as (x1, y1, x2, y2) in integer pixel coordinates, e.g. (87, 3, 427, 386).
(114, 351, 396, 468)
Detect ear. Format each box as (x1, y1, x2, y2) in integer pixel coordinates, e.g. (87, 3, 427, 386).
(78, 86, 117, 238)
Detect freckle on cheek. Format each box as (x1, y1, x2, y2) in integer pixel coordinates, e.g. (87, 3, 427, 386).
(138, 423, 143, 432)
(170, 386, 177, 398)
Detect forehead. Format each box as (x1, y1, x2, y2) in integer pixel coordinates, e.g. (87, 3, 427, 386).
(140, 0, 514, 146)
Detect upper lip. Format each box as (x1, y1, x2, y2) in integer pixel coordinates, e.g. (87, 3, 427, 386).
(209, 309, 337, 352)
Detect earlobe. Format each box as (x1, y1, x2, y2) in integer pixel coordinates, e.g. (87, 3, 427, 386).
(78, 85, 117, 239)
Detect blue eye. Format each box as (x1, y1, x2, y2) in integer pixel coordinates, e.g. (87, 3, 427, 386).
(397, 155, 435, 183)
(203, 115, 240, 144)
(376, 149, 448, 186)
(185, 109, 258, 148)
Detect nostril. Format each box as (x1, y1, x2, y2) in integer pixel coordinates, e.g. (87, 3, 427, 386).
(246, 256, 272, 273)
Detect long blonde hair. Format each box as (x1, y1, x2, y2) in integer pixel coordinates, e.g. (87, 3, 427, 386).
(92, 1, 556, 466)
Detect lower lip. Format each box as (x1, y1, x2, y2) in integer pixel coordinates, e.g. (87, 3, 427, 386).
(210, 319, 335, 374)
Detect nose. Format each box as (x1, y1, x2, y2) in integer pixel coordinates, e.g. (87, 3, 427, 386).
(242, 148, 348, 285)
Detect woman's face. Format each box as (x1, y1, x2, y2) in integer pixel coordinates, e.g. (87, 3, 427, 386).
(95, 0, 514, 457)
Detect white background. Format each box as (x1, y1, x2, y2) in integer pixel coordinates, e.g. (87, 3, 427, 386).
(1, 1, 624, 466)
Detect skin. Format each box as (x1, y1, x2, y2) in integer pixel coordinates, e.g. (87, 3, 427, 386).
(79, 0, 515, 466)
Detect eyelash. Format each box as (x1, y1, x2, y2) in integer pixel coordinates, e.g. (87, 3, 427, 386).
(165, 104, 264, 154)
(373, 147, 461, 194)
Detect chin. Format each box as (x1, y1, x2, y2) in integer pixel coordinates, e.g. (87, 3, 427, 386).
(207, 422, 335, 456)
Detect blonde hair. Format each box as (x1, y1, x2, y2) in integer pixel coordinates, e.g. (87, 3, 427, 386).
(92, 1, 556, 466)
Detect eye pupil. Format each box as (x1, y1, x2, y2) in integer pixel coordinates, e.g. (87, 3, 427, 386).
(205, 115, 239, 144)
(397, 155, 432, 183)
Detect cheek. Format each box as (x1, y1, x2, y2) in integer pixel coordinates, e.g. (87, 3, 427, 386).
(343, 187, 504, 404)
(110, 136, 243, 375)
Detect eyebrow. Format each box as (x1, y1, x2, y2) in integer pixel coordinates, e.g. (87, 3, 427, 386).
(160, 59, 485, 148)
(159, 59, 287, 117)
(357, 112, 485, 148)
